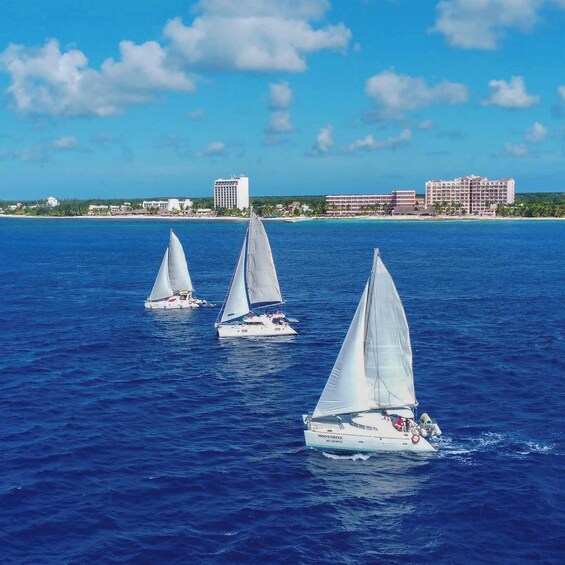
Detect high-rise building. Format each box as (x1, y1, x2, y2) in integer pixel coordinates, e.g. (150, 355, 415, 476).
(214, 175, 250, 211)
(425, 176, 515, 215)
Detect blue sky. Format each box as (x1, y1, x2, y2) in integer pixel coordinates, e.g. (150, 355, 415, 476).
(1, 0, 564, 200)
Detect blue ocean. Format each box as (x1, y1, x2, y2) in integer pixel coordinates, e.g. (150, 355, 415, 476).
(0, 217, 563, 564)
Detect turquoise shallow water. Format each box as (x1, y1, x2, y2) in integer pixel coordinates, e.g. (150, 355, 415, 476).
(0, 218, 563, 563)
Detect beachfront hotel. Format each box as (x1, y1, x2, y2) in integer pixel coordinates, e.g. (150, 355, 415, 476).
(425, 176, 515, 215)
(326, 190, 416, 216)
(214, 175, 250, 211)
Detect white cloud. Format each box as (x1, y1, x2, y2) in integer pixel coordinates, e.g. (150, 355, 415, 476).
(164, 0, 351, 72)
(0, 2, 351, 118)
(341, 128, 411, 154)
(269, 81, 293, 110)
(0, 39, 194, 117)
(482, 76, 539, 108)
(16, 144, 48, 162)
(432, 0, 542, 49)
(310, 124, 333, 155)
(558, 85, 565, 101)
(196, 141, 226, 157)
(365, 70, 468, 119)
(266, 81, 294, 140)
(52, 135, 79, 150)
(502, 142, 529, 157)
(525, 122, 547, 142)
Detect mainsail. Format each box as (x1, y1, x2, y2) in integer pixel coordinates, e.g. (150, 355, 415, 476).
(219, 209, 283, 324)
(313, 249, 416, 418)
(246, 209, 283, 308)
(168, 230, 193, 293)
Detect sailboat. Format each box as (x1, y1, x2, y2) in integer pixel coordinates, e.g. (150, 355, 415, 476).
(303, 249, 441, 453)
(215, 209, 297, 337)
(145, 230, 209, 309)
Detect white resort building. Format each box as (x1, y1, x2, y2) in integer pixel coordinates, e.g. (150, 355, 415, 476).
(141, 199, 193, 212)
(214, 175, 249, 211)
(425, 176, 515, 215)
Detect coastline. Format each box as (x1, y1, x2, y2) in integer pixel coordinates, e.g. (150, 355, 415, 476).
(1, 214, 563, 222)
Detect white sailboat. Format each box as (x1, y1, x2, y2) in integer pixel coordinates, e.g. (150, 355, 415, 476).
(303, 249, 441, 453)
(215, 209, 297, 337)
(145, 230, 209, 309)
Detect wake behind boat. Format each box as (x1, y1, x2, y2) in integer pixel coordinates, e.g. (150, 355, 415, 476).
(303, 249, 441, 453)
(215, 209, 297, 337)
(145, 230, 210, 309)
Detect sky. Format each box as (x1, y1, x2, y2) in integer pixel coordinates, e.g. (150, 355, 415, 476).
(1, 0, 565, 200)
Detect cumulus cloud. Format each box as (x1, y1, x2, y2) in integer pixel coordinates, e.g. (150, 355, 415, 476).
(365, 70, 468, 120)
(432, 0, 542, 49)
(525, 122, 547, 142)
(341, 128, 411, 154)
(558, 85, 565, 101)
(52, 135, 79, 150)
(482, 76, 539, 108)
(165, 0, 351, 72)
(309, 124, 333, 155)
(264, 81, 294, 146)
(0, 39, 194, 117)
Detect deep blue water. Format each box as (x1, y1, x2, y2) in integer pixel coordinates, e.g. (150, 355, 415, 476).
(0, 217, 564, 564)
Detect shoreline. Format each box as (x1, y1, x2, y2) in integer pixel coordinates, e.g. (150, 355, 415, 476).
(0, 214, 563, 222)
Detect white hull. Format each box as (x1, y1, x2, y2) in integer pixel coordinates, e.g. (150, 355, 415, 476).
(145, 295, 207, 309)
(217, 313, 297, 338)
(303, 412, 436, 453)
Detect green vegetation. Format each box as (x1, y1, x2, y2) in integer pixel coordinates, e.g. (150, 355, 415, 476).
(497, 193, 565, 218)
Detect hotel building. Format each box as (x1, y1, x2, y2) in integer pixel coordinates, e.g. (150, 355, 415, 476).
(214, 175, 250, 211)
(326, 190, 416, 216)
(425, 176, 515, 215)
(142, 199, 193, 212)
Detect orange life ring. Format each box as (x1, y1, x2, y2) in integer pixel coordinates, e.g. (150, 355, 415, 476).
(411, 434, 420, 444)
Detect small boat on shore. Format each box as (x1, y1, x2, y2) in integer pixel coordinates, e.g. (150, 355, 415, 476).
(145, 230, 209, 309)
(215, 209, 297, 337)
(303, 248, 441, 453)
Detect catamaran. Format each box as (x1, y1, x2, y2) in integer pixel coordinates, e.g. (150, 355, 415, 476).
(145, 230, 208, 309)
(303, 249, 441, 453)
(215, 209, 297, 337)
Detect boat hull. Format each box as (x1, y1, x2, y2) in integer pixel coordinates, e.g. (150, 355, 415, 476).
(217, 314, 297, 337)
(304, 412, 436, 453)
(304, 429, 434, 453)
(145, 296, 204, 309)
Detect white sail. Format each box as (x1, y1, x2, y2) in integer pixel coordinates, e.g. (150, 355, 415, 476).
(313, 284, 370, 418)
(148, 249, 173, 301)
(365, 251, 416, 408)
(220, 234, 250, 323)
(168, 230, 194, 293)
(246, 210, 283, 308)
